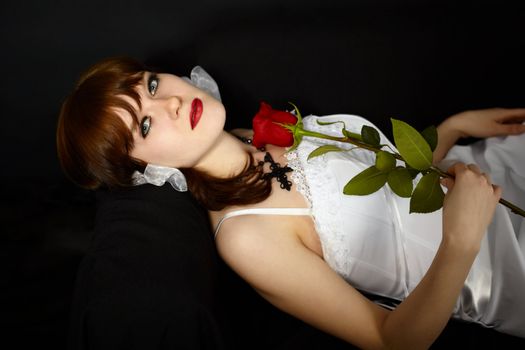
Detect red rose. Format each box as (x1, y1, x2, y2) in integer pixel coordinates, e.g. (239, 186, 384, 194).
(252, 101, 298, 148)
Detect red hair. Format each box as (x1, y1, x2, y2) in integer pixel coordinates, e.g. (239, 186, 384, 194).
(57, 57, 147, 189)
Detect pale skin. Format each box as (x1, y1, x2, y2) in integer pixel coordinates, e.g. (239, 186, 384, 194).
(119, 71, 525, 349)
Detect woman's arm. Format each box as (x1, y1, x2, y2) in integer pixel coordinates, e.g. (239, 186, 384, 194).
(381, 164, 502, 348)
(433, 108, 525, 164)
(217, 163, 500, 349)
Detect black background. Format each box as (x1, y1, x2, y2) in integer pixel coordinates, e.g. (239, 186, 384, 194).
(1, 0, 525, 349)
(1, 0, 524, 181)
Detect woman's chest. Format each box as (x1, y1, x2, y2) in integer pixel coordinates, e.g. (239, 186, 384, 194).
(267, 180, 323, 257)
(210, 148, 323, 257)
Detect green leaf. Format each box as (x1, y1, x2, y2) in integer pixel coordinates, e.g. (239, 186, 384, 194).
(343, 166, 388, 196)
(281, 102, 304, 152)
(308, 145, 343, 160)
(287, 134, 303, 152)
(315, 119, 363, 140)
(421, 125, 438, 152)
(288, 101, 303, 123)
(343, 128, 363, 141)
(361, 125, 381, 146)
(391, 118, 433, 171)
(409, 171, 444, 213)
(316, 119, 345, 126)
(375, 151, 396, 172)
(387, 168, 413, 198)
(405, 164, 420, 179)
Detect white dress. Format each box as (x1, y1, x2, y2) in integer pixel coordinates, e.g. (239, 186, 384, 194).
(215, 114, 525, 338)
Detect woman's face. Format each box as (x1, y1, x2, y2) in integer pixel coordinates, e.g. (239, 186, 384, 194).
(118, 71, 226, 168)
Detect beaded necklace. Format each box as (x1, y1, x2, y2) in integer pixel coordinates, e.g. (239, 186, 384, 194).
(238, 136, 293, 191)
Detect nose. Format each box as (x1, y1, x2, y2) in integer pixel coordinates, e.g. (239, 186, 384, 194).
(165, 95, 182, 118)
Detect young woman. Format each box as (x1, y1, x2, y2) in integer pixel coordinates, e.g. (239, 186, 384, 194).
(57, 56, 525, 349)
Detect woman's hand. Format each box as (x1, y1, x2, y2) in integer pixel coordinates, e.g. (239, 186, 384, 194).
(446, 108, 525, 139)
(433, 107, 525, 163)
(440, 162, 502, 251)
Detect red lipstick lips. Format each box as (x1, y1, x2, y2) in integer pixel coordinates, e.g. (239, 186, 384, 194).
(190, 98, 203, 130)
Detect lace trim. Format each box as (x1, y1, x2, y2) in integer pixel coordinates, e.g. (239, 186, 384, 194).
(285, 150, 313, 208)
(285, 114, 358, 206)
(284, 116, 351, 275)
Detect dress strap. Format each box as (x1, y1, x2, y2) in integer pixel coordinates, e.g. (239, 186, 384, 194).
(214, 207, 313, 239)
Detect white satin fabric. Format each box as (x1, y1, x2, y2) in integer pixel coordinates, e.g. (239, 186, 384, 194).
(285, 114, 525, 338)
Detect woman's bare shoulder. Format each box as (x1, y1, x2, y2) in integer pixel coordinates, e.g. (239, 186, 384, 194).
(215, 213, 301, 283)
(214, 212, 390, 349)
(215, 213, 296, 257)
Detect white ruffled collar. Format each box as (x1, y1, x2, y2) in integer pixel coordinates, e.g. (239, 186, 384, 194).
(132, 164, 187, 192)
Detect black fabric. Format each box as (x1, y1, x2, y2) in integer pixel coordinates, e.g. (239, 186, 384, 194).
(67, 184, 223, 349)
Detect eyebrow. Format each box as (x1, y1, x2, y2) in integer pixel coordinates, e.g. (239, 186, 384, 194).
(131, 72, 150, 119)
(130, 71, 153, 133)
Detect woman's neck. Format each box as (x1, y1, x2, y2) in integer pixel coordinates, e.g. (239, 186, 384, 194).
(193, 131, 258, 178)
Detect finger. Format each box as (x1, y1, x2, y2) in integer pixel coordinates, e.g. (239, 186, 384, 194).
(467, 164, 482, 174)
(446, 162, 467, 176)
(440, 177, 454, 190)
(481, 172, 492, 184)
(505, 108, 525, 117)
(493, 185, 502, 199)
(498, 122, 525, 135)
(495, 108, 525, 120)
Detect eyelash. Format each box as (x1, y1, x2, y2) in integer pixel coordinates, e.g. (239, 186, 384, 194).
(140, 74, 158, 138)
(140, 116, 151, 138)
(148, 74, 159, 96)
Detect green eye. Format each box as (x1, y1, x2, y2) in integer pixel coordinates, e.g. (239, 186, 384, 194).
(140, 116, 151, 137)
(148, 74, 159, 95)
